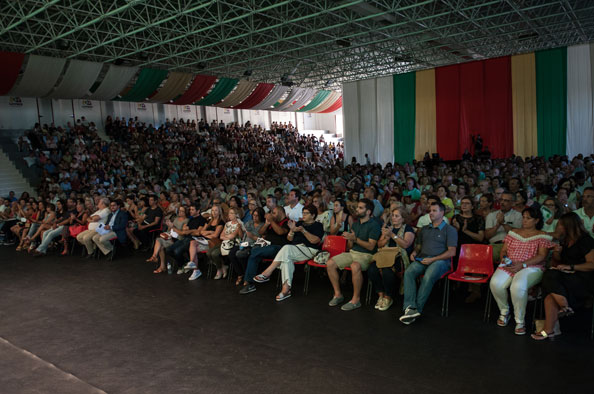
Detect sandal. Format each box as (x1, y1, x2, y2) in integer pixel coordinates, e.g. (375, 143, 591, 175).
(146, 256, 158, 263)
(558, 306, 574, 318)
(15, 246, 22, 252)
(153, 267, 166, 274)
(531, 330, 557, 341)
(235, 276, 243, 286)
(275, 291, 292, 302)
(253, 274, 270, 283)
(497, 313, 510, 327)
(514, 323, 526, 335)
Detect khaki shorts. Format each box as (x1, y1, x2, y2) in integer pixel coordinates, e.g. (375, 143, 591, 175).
(332, 250, 374, 271)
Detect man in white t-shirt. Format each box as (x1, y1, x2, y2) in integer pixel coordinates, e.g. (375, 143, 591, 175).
(284, 189, 303, 221)
(77, 197, 110, 256)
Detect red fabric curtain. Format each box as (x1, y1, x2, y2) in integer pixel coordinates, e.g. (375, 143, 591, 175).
(319, 96, 342, 113)
(173, 75, 217, 105)
(0, 52, 25, 95)
(436, 57, 513, 160)
(436, 64, 461, 161)
(484, 57, 513, 158)
(234, 83, 274, 109)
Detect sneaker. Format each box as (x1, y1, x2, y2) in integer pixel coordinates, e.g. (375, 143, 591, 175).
(374, 296, 384, 310)
(340, 301, 361, 311)
(188, 270, 202, 281)
(184, 261, 197, 272)
(176, 268, 185, 275)
(399, 306, 420, 324)
(253, 274, 270, 283)
(328, 295, 345, 307)
(378, 297, 393, 311)
(239, 284, 256, 295)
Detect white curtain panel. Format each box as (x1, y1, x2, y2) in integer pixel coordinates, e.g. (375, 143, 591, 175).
(88, 65, 138, 100)
(567, 44, 594, 158)
(342, 78, 395, 165)
(47, 60, 103, 99)
(284, 88, 317, 112)
(376, 75, 395, 165)
(251, 85, 289, 110)
(10, 55, 67, 98)
(274, 87, 307, 111)
(343, 81, 361, 163)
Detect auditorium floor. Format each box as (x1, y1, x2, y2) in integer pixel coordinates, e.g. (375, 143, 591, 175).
(0, 247, 592, 394)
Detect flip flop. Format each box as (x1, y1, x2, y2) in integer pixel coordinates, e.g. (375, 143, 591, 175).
(558, 306, 574, 318)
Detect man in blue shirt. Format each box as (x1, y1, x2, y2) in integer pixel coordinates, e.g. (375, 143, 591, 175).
(400, 201, 457, 324)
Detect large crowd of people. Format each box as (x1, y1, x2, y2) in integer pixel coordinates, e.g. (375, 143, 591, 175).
(1, 116, 594, 341)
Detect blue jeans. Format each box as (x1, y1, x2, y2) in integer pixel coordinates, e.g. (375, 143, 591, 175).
(403, 259, 450, 313)
(245, 245, 281, 284)
(166, 237, 191, 266)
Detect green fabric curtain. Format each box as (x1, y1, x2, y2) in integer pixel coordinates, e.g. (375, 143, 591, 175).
(536, 47, 567, 158)
(116, 68, 168, 102)
(393, 72, 416, 164)
(196, 77, 239, 105)
(297, 90, 330, 112)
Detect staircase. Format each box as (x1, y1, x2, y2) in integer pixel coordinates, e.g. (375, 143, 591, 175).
(0, 130, 38, 197)
(0, 150, 35, 198)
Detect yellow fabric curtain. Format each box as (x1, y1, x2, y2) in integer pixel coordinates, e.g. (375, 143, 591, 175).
(414, 69, 436, 160)
(511, 53, 538, 157)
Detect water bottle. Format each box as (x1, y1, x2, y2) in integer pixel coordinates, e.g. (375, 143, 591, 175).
(167, 262, 172, 275)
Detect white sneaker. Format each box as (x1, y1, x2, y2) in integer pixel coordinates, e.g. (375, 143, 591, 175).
(188, 270, 202, 281)
(399, 306, 420, 324)
(378, 297, 393, 311)
(374, 296, 384, 310)
(184, 261, 197, 272)
(176, 268, 184, 275)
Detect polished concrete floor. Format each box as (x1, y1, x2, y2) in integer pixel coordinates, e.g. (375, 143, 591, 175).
(1, 246, 593, 394)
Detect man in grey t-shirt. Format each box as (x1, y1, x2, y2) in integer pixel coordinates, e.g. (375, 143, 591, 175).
(400, 201, 457, 325)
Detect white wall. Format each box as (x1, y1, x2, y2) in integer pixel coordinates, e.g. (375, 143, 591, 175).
(0, 97, 336, 134)
(0, 96, 39, 129)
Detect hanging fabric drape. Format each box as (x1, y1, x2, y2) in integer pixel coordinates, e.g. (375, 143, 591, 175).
(116, 68, 169, 102)
(196, 78, 239, 106)
(0, 52, 25, 95)
(283, 88, 317, 112)
(172, 75, 217, 105)
(393, 72, 415, 164)
(297, 90, 331, 112)
(566, 44, 594, 157)
(435, 64, 461, 161)
(10, 55, 66, 98)
(414, 69, 437, 160)
(234, 83, 274, 109)
(483, 57, 513, 158)
(342, 78, 394, 165)
(215, 80, 257, 107)
(309, 92, 341, 113)
(48, 60, 103, 99)
(536, 47, 567, 158)
(273, 87, 308, 111)
(147, 72, 193, 103)
(511, 53, 538, 158)
(319, 96, 342, 113)
(87, 65, 138, 100)
(250, 85, 289, 110)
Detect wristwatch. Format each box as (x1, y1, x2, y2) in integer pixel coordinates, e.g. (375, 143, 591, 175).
(570, 264, 575, 271)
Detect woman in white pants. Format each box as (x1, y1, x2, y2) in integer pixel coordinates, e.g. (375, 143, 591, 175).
(489, 206, 553, 335)
(254, 204, 324, 301)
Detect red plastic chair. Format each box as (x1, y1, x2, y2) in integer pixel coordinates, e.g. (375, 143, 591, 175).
(443, 244, 494, 319)
(304, 235, 347, 295)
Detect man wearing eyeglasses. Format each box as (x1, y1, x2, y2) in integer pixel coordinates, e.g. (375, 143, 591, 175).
(573, 187, 594, 237)
(485, 191, 522, 262)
